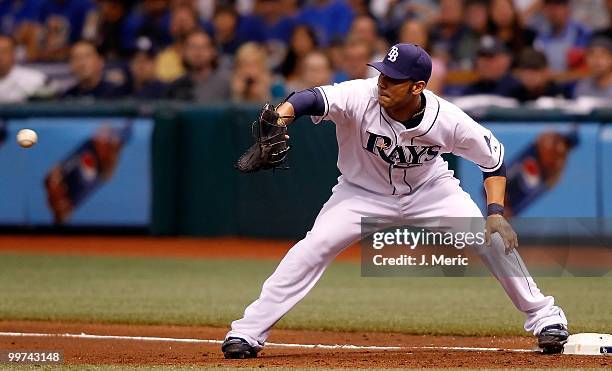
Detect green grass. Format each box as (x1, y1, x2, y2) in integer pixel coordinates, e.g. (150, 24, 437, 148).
(0, 253, 610, 336)
(2, 367, 610, 371)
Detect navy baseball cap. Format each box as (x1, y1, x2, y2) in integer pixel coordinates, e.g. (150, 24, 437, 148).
(368, 43, 432, 83)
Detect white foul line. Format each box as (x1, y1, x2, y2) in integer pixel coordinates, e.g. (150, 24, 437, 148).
(0, 331, 536, 353)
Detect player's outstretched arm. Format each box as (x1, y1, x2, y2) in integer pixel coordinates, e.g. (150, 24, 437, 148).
(483, 173, 518, 254)
(275, 88, 326, 126)
(449, 109, 517, 252)
(275, 101, 296, 126)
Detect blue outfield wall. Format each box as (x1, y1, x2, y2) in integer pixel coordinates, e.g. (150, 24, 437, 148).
(0, 104, 611, 237)
(601, 125, 612, 236)
(602, 125, 612, 217)
(0, 118, 153, 227)
(458, 123, 599, 217)
(458, 122, 607, 238)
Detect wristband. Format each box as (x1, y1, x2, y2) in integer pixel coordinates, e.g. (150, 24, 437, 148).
(487, 203, 504, 216)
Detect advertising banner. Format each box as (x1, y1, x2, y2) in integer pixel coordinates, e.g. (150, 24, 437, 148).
(458, 123, 604, 238)
(0, 118, 153, 226)
(601, 125, 612, 235)
(458, 123, 599, 218)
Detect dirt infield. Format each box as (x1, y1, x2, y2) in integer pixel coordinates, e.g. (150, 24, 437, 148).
(0, 236, 610, 368)
(1, 321, 611, 368)
(0, 236, 359, 261)
(1, 236, 609, 267)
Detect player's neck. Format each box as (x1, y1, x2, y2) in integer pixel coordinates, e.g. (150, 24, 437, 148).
(386, 93, 424, 122)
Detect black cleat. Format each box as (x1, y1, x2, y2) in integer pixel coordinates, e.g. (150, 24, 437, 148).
(222, 337, 257, 359)
(538, 324, 569, 354)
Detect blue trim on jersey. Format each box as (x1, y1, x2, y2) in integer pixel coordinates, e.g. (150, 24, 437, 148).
(286, 88, 325, 117)
(376, 106, 396, 194)
(482, 163, 506, 179)
(410, 96, 441, 145)
(403, 170, 413, 194)
(379, 106, 415, 195)
(478, 144, 504, 171)
(312, 87, 330, 123)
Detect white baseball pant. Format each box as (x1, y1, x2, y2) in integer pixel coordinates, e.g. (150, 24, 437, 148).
(227, 175, 567, 349)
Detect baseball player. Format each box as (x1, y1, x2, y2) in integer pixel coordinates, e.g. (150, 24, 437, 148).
(223, 44, 569, 358)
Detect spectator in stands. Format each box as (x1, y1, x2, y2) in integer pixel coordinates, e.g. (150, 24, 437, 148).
(296, 0, 354, 46)
(88, 0, 133, 61)
(0, 34, 48, 103)
(63, 40, 125, 99)
(397, 19, 447, 95)
(370, 0, 439, 42)
(346, 0, 370, 17)
(212, 6, 240, 57)
(570, 0, 609, 32)
(231, 42, 273, 102)
(0, 0, 43, 62)
(574, 36, 612, 99)
(464, 0, 489, 37)
(457, 0, 489, 68)
(430, 0, 472, 69)
(301, 50, 333, 88)
(488, 0, 536, 56)
(36, 0, 97, 62)
(278, 25, 319, 83)
(515, 0, 546, 28)
(513, 48, 569, 102)
(534, 0, 591, 71)
(129, 43, 167, 99)
(170, 0, 199, 11)
(397, 19, 428, 49)
(155, 5, 200, 82)
(594, 0, 611, 37)
(212, 5, 266, 58)
(0, 0, 42, 35)
(462, 36, 522, 97)
(326, 37, 345, 77)
(166, 30, 230, 102)
(334, 37, 374, 82)
(348, 14, 388, 60)
(252, 0, 296, 44)
(250, 0, 297, 71)
(122, 0, 172, 53)
(286, 50, 333, 92)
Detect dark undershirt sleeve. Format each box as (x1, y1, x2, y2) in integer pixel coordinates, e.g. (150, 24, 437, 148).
(286, 88, 326, 118)
(482, 163, 506, 180)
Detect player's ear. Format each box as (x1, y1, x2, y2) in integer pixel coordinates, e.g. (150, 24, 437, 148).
(411, 81, 426, 95)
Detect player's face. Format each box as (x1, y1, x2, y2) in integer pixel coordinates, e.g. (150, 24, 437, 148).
(376, 74, 416, 109)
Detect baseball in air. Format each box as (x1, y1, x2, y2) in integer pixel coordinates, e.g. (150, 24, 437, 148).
(16, 129, 38, 148)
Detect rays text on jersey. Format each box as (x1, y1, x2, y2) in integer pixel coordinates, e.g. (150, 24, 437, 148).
(364, 131, 442, 168)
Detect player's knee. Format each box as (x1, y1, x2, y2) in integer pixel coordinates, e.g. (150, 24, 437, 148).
(300, 232, 341, 264)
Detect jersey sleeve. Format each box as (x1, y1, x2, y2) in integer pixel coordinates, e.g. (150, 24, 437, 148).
(311, 78, 373, 124)
(451, 111, 504, 173)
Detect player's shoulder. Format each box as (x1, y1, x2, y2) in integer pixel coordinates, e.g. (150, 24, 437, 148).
(426, 90, 462, 115)
(320, 77, 378, 100)
(426, 90, 475, 124)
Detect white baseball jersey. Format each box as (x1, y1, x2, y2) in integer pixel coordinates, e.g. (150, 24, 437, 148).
(227, 77, 566, 350)
(312, 77, 504, 195)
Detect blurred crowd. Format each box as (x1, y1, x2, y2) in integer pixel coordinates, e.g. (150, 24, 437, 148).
(0, 0, 610, 105)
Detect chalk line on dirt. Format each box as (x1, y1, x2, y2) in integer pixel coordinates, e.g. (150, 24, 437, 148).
(0, 331, 537, 353)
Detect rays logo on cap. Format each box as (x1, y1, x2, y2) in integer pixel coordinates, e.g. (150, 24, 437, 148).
(368, 43, 433, 82)
(387, 46, 399, 62)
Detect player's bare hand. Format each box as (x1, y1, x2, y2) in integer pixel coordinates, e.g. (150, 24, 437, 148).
(485, 215, 518, 254)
